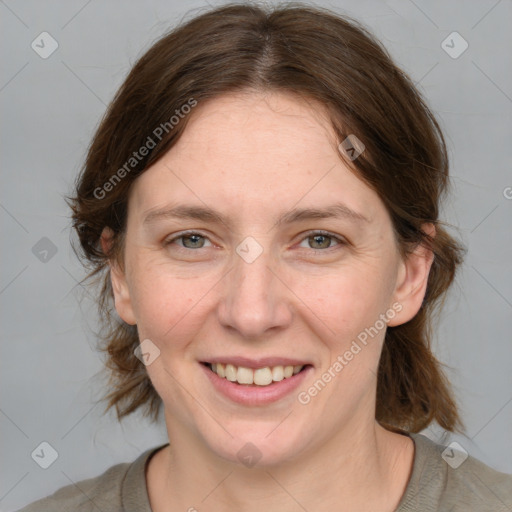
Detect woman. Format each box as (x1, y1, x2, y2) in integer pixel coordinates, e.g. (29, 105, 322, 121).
(18, 2, 512, 511)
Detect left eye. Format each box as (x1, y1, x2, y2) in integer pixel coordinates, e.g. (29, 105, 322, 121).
(297, 232, 344, 250)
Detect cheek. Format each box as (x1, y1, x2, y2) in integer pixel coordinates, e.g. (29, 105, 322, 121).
(291, 260, 392, 341)
(127, 254, 228, 355)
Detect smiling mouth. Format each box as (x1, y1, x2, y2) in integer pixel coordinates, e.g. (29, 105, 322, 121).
(202, 362, 311, 387)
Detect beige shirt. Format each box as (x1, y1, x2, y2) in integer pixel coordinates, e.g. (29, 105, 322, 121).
(16, 433, 512, 511)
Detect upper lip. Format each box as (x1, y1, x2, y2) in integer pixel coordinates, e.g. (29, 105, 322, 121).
(202, 356, 312, 369)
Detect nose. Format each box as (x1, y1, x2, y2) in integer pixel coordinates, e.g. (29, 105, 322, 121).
(217, 244, 293, 340)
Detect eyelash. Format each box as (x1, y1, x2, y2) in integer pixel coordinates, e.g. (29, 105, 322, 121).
(163, 230, 346, 252)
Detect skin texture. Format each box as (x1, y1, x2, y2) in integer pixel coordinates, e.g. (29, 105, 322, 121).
(103, 91, 434, 511)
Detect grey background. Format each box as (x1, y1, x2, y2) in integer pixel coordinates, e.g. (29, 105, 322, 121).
(1, 0, 511, 510)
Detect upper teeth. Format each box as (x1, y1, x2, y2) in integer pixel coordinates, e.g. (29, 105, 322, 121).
(210, 363, 304, 386)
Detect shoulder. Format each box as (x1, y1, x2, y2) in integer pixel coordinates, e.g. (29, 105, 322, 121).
(15, 462, 130, 512)
(397, 432, 512, 512)
(15, 444, 166, 512)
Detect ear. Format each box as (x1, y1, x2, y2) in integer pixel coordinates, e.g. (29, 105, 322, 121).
(100, 227, 137, 326)
(387, 223, 435, 327)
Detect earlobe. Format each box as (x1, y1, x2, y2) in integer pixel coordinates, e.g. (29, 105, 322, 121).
(387, 223, 435, 327)
(100, 227, 137, 326)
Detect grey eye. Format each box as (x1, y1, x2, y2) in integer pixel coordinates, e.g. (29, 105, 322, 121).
(180, 234, 207, 249)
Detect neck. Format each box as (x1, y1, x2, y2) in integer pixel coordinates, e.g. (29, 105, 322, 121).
(147, 416, 414, 512)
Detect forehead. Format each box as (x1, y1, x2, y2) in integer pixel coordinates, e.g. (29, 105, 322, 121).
(174, 90, 337, 159)
(129, 91, 386, 225)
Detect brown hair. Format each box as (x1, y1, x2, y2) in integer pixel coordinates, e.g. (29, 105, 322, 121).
(68, 2, 466, 434)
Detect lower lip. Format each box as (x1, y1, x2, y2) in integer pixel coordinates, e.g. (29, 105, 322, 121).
(201, 363, 313, 406)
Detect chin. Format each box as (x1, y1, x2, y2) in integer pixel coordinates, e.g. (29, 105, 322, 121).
(200, 420, 313, 468)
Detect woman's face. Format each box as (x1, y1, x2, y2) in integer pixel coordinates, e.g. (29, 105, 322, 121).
(110, 91, 431, 466)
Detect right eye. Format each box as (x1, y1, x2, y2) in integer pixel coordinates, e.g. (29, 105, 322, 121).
(163, 232, 213, 250)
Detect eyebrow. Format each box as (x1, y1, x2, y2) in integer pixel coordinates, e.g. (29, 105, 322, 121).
(142, 202, 370, 228)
